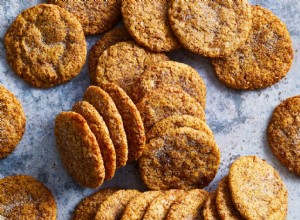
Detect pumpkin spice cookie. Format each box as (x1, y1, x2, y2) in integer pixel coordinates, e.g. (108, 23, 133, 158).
(94, 41, 169, 98)
(122, 0, 180, 52)
(0, 85, 26, 159)
(5, 4, 86, 88)
(48, 0, 122, 35)
(84, 86, 128, 168)
(89, 27, 131, 84)
(229, 156, 288, 220)
(133, 61, 206, 107)
(212, 6, 293, 90)
(55, 111, 105, 188)
(136, 86, 206, 132)
(268, 95, 300, 175)
(139, 128, 220, 190)
(166, 189, 209, 220)
(203, 192, 220, 220)
(0, 175, 57, 219)
(72, 101, 116, 180)
(102, 83, 145, 162)
(168, 0, 252, 57)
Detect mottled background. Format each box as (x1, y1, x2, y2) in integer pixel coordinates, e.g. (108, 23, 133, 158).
(0, 0, 299, 219)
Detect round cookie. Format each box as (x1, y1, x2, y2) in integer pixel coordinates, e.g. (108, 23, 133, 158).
(0, 85, 26, 158)
(5, 4, 86, 88)
(0, 175, 56, 219)
(133, 61, 206, 107)
(212, 6, 293, 90)
(72, 101, 116, 180)
(55, 111, 105, 188)
(102, 83, 145, 162)
(94, 41, 169, 98)
(203, 192, 220, 220)
(228, 156, 288, 220)
(139, 128, 220, 190)
(216, 176, 243, 220)
(73, 188, 118, 220)
(268, 95, 300, 175)
(136, 86, 206, 132)
(168, 0, 252, 57)
(166, 189, 209, 220)
(84, 86, 128, 168)
(94, 189, 141, 220)
(122, 0, 180, 52)
(121, 191, 162, 220)
(89, 27, 131, 84)
(143, 190, 185, 220)
(48, 0, 122, 35)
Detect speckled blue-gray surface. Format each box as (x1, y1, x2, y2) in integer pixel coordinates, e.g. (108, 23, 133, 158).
(0, 0, 299, 219)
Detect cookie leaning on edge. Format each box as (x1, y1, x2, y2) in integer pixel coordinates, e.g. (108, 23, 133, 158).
(203, 192, 220, 220)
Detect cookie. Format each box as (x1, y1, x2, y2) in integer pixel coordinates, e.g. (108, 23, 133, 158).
(84, 86, 128, 168)
(89, 27, 131, 84)
(121, 191, 162, 220)
(48, 0, 121, 35)
(203, 192, 220, 220)
(94, 189, 141, 220)
(5, 4, 86, 88)
(166, 189, 209, 220)
(147, 115, 213, 141)
(212, 6, 293, 90)
(216, 176, 243, 220)
(139, 128, 220, 190)
(102, 83, 145, 162)
(133, 61, 206, 107)
(72, 101, 116, 180)
(0, 175, 56, 219)
(143, 190, 185, 220)
(55, 111, 105, 188)
(73, 188, 118, 220)
(229, 156, 288, 220)
(122, 0, 180, 52)
(136, 86, 206, 132)
(268, 95, 300, 175)
(94, 41, 169, 98)
(0, 85, 26, 158)
(168, 0, 252, 57)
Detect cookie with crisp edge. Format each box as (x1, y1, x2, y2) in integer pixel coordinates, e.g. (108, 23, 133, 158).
(72, 101, 116, 180)
(0, 85, 26, 158)
(55, 111, 105, 188)
(84, 86, 128, 168)
(203, 192, 220, 220)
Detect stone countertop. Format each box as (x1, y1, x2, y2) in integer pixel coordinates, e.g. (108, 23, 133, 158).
(0, 0, 299, 219)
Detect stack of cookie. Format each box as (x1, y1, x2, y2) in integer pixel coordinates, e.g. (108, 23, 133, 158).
(55, 84, 145, 188)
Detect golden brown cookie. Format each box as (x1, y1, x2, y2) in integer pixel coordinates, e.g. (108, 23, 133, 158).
(102, 83, 145, 162)
(168, 0, 252, 57)
(143, 190, 185, 220)
(203, 192, 220, 220)
(84, 86, 128, 168)
(122, 0, 180, 52)
(121, 191, 162, 220)
(212, 6, 293, 90)
(89, 27, 131, 84)
(229, 156, 288, 220)
(216, 176, 244, 220)
(94, 41, 169, 98)
(73, 188, 118, 220)
(133, 61, 206, 107)
(136, 86, 206, 132)
(94, 189, 141, 220)
(268, 95, 300, 175)
(48, 0, 122, 35)
(166, 189, 209, 220)
(0, 85, 26, 159)
(139, 128, 220, 190)
(5, 4, 86, 88)
(0, 175, 57, 219)
(55, 111, 105, 188)
(72, 101, 116, 180)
